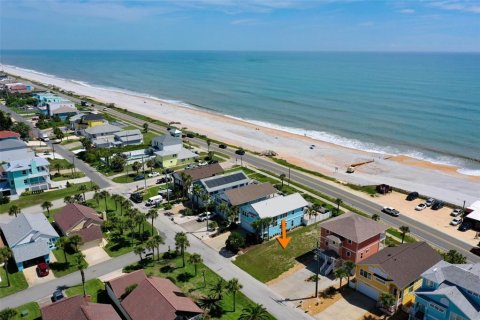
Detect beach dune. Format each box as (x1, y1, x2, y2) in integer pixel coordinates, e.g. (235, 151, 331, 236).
(2, 65, 479, 205)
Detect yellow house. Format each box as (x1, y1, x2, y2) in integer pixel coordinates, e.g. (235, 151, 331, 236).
(76, 114, 106, 130)
(354, 242, 442, 311)
(151, 135, 198, 168)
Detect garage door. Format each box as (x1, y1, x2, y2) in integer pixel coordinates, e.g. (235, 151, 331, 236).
(357, 281, 380, 301)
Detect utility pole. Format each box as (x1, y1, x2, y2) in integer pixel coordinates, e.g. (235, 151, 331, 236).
(288, 167, 291, 186)
(314, 241, 321, 298)
(142, 156, 146, 190)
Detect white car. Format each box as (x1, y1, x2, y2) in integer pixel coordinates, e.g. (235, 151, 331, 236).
(148, 171, 160, 178)
(382, 207, 400, 217)
(197, 212, 214, 222)
(415, 203, 427, 211)
(450, 217, 462, 226)
(450, 209, 462, 217)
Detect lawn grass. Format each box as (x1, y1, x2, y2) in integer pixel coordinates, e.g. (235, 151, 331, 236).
(0, 265, 29, 298)
(10, 302, 41, 320)
(48, 158, 71, 170)
(0, 182, 95, 213)
(234, 223, 321, 283)
(51, 172, 85, 182)
(126, 252, 275, 320)
(387, 227, 417, 244)
(112, 173, 141, 183)
(50, 249, 88, 278)
(143, 184, 167, 199)
(66, 279, 106, 303)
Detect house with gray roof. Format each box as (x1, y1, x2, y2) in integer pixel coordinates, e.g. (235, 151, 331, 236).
(411, 261, 480, 320)
(1, 157, 51, 196)
(113, 129, 143, 147)
(150, 135, 198, 168)
(1, 213, 59, 271)
(0, 139, 34, 162)
(84, 124, 122, 140)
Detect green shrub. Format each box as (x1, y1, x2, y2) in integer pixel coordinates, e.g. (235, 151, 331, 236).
(225, 232, 246, 253)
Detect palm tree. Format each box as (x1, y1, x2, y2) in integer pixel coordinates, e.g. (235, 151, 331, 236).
(335, 198, 342, 215)
(260, 217, 273, 240)
(207, 139, 211, 152)
(399, 225, 410, 243)
(175, 232, 190, 267)
(188, 253, 203, 276)
(134, 245, 144, 261)
(210, 278, 225, 300)
(182, 174, 193, 200)
(151, 234, 164, 260)
(279, 173, 286, 189)
(146, 159, 155, 173)
(134, 212, 146, 241)
(8, 205, 20, 217)
(146, 208, 159, 236)
(93, 192, 101, 206)
(99, 190, 109, 212)
(91, 184, 100, 194)
(110, 194, 120, 212)
(41, 201, 53, 217)
(57, 236, 70, 262)
(143, 122, 149, 133)
(0, 247, 12, 287)
(53, 162, 62, 174)
(132, 161, 141, 175)
(306, 206, 315, 219)
(343, 261, 356, 285)
(73, 193, 83, 203)
(74, 253, 87, 297)
(379, 292, 396, 316)
(64, 195, 73, 204)
(217, 202, 229, 219)
(78, 184, 88, 201)
(69, 234, 83, 252)
(145, 238, 156, 259)
(226, 278, 243, 312)
(371, 214, 380, 221)
(229, 205, 239, 223)
(126, 217, 136, 246)
(192, 184, 203, 211)
(334, 267, 348, 291)
(239, 303, 269, 320)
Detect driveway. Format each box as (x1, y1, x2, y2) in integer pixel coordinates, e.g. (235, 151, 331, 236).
(314, 291, 375, 320)
(23, 264, 56, 287)
(82, 246, 110, 266)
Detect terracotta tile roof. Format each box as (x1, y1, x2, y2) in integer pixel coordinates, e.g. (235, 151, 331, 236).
(41, 295, 120, 320)
(106, 269, 147, 299)
(178, 163, 223, 181)
(54, 203, 103, 234)
(320, 212, 388, 243)
(358, 242, 442, 288)
(121, 277, 203, 320)
(72, 225, 103, 243)
(224, 183, 277, 206)
(0, 130, 20, 139)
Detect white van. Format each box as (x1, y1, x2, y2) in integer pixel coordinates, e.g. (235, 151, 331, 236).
(40, 132, 50, 142)
(145, 195, 163, 206)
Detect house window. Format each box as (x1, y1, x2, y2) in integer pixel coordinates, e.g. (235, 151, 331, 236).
(375, 276, 385, 284)
(360, 252, 363, 259)
(326, 230, 330, 234)
(366, 248, 369, 253)
(425, 280, 434, 288)
(290, 220, 294, 227)
(22, 170, 27, 175)
(429, 303, 445, 314)
(346, 251, 351, 257)
(347, 239, 352, 244)
(360, 269, 371, 279)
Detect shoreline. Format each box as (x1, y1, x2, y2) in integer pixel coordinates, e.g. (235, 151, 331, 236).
(2, 64, 479, 205)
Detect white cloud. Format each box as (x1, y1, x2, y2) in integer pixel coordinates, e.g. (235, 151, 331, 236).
(399, 8, 415, 14)
(231, 18, 259, 25)
(430, 1, 480, 14)
(358, 21, 374, 27)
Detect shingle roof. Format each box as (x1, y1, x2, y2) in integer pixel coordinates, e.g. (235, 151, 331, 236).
(72, 225, 103, 243)
(224, 183, 277, 206)
(320, 212, 388, 243)
(359, 242, 442, 288)
(114, 129, 142, 138)
(106, 269, 148, 299)
(0, 139, 27, 150)
(175, 163, 224, 181)
(0, 131, 20, 139)
(2, 213, 59, 247)
(422, 261, 480, 297)
(250, 193, 309, 218)
(152, 135, 182, 147)
(11, 240, 50, 263)
(121, 277, 203, 320)
(54, 203, 103, 234)
(85, 124, 122, 135)
(41, 295, 121, 320)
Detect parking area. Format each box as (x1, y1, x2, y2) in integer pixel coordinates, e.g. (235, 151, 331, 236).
(23, 263, 56, 287)
(312, 290, 376, 320)
(82, 245, 110, 266)
(375, 191, 478, 246)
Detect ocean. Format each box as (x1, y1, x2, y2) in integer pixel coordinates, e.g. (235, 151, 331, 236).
(1, 50, 479, 173)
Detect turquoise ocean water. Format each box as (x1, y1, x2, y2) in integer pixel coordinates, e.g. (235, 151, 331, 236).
(1, 50, 479, 173)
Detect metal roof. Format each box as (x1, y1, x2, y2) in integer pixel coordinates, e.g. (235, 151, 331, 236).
(250, 193, 309, 218)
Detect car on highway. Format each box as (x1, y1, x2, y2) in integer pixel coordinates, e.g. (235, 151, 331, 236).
(415, 203, 427, 211)
(450, 217, 462, 226)
(458, 221, 472, 232)
(36, 262, 49, 277)
(406, 191, 419, 201)
(197, 212, 214, 222)
(450, 209, 462, 217)
(52, 290, 64, 302)
(470, 247, 480, 257)
(219, 144, 227, 149)
(425, 198, 435, 207)
(382, 207, 400, 217)
(431, 200, 445, 210)
(235, 149, 245, 155)
(148, 171, 160, 178)
(130, 192, 143, 203)
(133, 175, 145, 181)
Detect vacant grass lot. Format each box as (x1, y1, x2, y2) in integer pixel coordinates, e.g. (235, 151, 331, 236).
(234, 223, 321, 283)
(66, 279, 107, 303)
(51, 249, 88, 278)
(126, 253, 275, 320)
(0, 265, 29, 298)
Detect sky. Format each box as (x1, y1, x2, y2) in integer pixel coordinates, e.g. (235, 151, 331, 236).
(0, 0, 479, 52)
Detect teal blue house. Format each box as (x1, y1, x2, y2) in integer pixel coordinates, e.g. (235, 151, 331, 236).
(240, 193, 309, 239)
(411, 261, 480, 320)
(1, 157, 51, 196)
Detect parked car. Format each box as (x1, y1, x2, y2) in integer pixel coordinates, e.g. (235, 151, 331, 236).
(425, 198, 435, 207)
(450, 209, 462, 217)
(458, 222, 472, 232)
(431, 200, 445, 210)
(52, 290, 64, 302)
(145, 195, 163, 207)
(36, 262, 49, 277)
(198, 161, 208, 166)
(130, 192, 143, 203)
(450, 217, 462, 226)
(156, 177, 172, 184)
(133, 175, 145, 181)
(219, 144, 227, 149)
(382, 207, 400, 217)
(415, 203, 427, 211)
(406, 191, 419, 201)
(148, 171, 160, 178)
(208, 160, 219, 164)
(346, 166, 355, 174)
(197, 212, 214, 222)
(235, 149, 245, 155)
(470, 247, 480, 256)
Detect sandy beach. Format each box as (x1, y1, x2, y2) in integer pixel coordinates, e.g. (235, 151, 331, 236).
(2, 65, 479, 205)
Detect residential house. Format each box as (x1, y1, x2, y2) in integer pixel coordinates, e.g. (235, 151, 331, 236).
(172, 163, 224, 190)
(75, 114, 107, 132)
(50, 105, 78, 120)
(0, 213, 59, 271)
(41, 295, 121, 320)
(54, 203, 104, 250)
(354, 242, 442, 312)
(463, 200, 480, 232)
(5, 82, 34, 93)
(113, 129, 143, 147)
(169, 128, 182, 137)
(318, 212, 388, 275)
(411, 261, 480, 320)
(151, 135, 198, 168)
(198, 170, 250, 205)
(0, 139, 34, 163)
(83, 124, 122, 148)
(240, 193, 309, 238)
(106, 270, 203, 320)
(0, 130, 20, 141)
(1, 157, 50, 195)
(33, 93, 76, 117)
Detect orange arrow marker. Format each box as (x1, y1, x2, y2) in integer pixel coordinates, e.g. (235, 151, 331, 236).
(277, 219, 291, 249)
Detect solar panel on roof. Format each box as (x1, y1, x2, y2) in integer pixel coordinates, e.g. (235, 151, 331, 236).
(204, 172, 247, 189)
